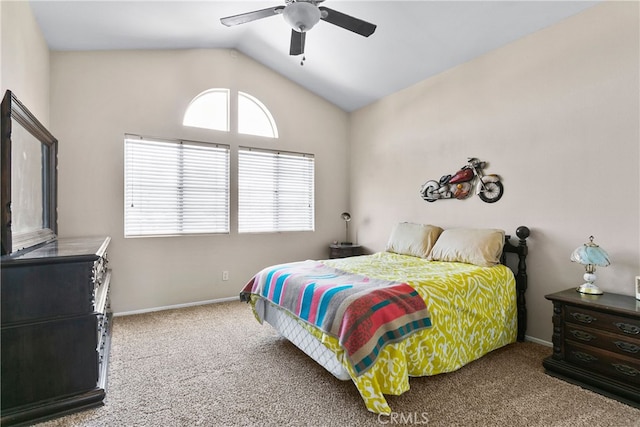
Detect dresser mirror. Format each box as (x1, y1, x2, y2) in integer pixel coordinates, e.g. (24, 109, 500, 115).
(1, 90, 57, 255)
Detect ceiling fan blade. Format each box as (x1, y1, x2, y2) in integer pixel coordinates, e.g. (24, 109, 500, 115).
(290, 30, 305, 56)
(220, 6, 284, 27)
(318, 7, 376, 37)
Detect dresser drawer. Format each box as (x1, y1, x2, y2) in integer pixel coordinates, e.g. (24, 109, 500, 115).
(92, 254, 109, 305)
(1, 315, 100, 409)
(92, 254, 108, 283)
(1, 262, 95, 324)
(565, 342, 640, 386)
(95, 270, 111, 355)
(97, 312, 111, 366)
(564, 305, 640, 336)
(566, 324, 640, 357)
(94, 269, 111, 313)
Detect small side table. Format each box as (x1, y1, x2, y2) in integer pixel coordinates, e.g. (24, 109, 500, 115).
(329, 243, 363, 259)
(543, 288, 640, 408)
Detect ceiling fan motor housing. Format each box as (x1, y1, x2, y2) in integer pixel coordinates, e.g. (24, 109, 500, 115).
(283, 1, 321, 32)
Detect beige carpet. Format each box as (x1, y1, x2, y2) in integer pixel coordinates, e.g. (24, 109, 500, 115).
(36, 301, 639, 427)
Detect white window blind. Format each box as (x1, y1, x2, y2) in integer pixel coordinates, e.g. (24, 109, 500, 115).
(238, 147, 314, 233)
(124, 135, 230, 237)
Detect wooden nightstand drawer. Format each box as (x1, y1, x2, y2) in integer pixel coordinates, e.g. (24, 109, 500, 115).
(329, 244, 362, 259)
(564, 305, 640, 336)
(565, 341, 640, 386)
(566, 324, 640, 357)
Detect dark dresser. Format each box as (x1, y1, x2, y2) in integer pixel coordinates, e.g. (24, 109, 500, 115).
(1, 236, 112, 426)
(543, 288, 639, 408)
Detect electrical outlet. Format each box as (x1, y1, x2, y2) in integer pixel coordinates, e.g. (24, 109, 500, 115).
(222, 271, 229, 281)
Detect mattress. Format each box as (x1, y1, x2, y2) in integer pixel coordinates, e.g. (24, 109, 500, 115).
(261, 298, 351, 380)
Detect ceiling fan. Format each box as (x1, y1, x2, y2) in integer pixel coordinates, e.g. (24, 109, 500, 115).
(220, 0, 377, 57)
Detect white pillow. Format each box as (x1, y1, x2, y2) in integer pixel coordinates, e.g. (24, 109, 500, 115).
(385, 222, 443, 258)
(427, 228, 505, 267)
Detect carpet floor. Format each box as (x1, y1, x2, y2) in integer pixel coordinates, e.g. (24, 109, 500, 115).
(36, 301, 640, 426)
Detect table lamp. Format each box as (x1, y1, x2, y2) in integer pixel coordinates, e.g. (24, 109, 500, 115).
(570, 235, 610, 295)
(340, 212, 352, 245)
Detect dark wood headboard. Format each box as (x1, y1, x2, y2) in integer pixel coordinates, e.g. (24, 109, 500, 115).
(501, 226, 530, 342)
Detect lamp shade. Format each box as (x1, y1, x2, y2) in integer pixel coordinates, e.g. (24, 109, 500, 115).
(570, 236, 610, 267)
(283, 2, 321, 32)
(571, 236, 609, 295)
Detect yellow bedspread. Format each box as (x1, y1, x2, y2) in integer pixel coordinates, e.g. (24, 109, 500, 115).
(250, 252, 517, 414)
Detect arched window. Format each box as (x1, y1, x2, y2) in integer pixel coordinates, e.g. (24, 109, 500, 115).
(238, 92, 278, 138)
(182, 89, 278, 138)
(183, 89, 229, 132)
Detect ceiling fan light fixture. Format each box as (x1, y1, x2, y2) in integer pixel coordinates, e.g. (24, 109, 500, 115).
(283, 2, 321, 32)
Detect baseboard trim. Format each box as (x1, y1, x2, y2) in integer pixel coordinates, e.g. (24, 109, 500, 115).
(524, 335, 552, 347)
(113, 296, 240, 317)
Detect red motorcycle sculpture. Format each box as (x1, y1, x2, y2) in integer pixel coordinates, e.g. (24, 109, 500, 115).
(420, 158, 503, 203)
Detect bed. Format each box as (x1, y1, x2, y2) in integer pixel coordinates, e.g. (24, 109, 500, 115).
(240, 224, 530, 414)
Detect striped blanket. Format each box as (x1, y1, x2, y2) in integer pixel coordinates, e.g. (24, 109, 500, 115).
(240, 260, 432, 376)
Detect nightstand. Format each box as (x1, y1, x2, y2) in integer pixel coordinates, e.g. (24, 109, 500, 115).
(329, 244, 363, 259)
(543, 288, 640, 408)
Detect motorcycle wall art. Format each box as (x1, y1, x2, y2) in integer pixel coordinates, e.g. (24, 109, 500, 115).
(420, 158, 504, 203)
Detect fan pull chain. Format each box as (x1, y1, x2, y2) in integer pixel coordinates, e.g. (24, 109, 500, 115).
(300, 55, 306, 66)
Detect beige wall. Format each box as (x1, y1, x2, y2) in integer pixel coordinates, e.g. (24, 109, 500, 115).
(0, 0, 50, 124)
(349, 1, 639, 342)
(50, 49, 350, 313)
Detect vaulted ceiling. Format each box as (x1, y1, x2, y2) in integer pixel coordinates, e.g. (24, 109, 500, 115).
(30, 1, 600, 112)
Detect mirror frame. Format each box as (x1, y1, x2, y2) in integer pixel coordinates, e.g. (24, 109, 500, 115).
(1, 90, 58, 255)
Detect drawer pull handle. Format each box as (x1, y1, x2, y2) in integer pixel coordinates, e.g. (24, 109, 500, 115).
(612, 363, 639, 377)
(573, 351, 598, 363)
(569, 330, 596, 342)
(614, 341, 640, 354)
(570, 312, 596, 324)
(615, 322, 640, 335)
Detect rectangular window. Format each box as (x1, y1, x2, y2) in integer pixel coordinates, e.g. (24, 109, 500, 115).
(238, 147, 314, 233)
(124, 135, 230, 237)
